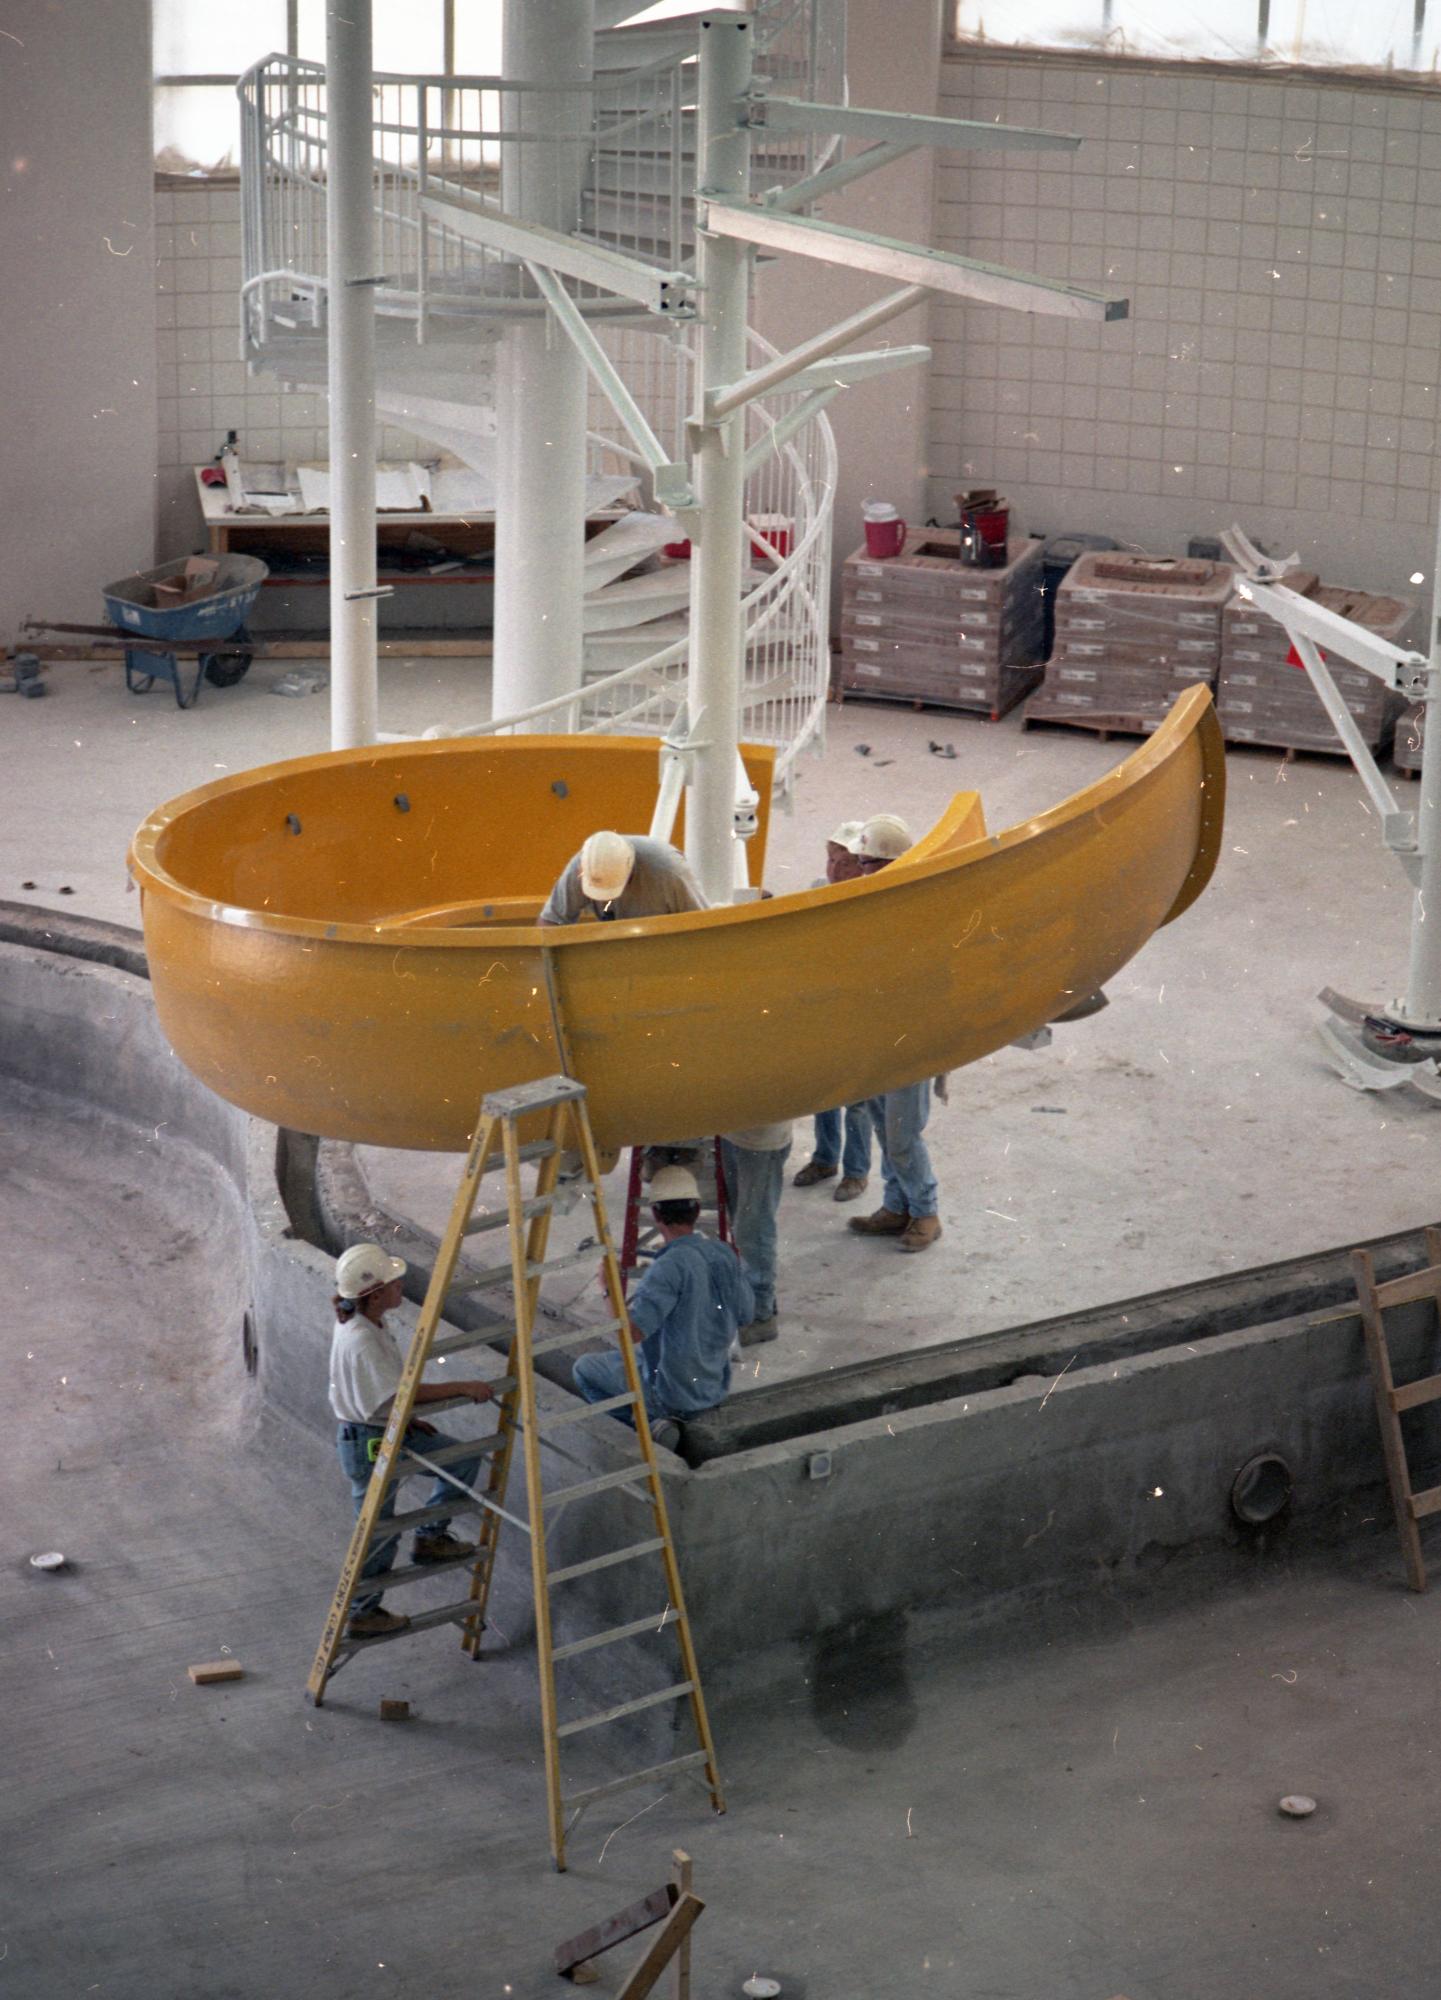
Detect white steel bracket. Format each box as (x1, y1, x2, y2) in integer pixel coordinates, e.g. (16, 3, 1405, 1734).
(743, 96, 1084, 157)
(420, 190, 697, 318)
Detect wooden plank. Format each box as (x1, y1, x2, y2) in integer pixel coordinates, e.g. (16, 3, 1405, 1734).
(1391, 1372, 1441, 1413)
(187, 1660, 243, 1684)
(671, 1851, 692, 2000)
(1372, 1265, 1441, 1309)
(616, 1894, 705, 2000)
(554, 1886, 675, 1979)
(1410, 1484, 1441, 1521)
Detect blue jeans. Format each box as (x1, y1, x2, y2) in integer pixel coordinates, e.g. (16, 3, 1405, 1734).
(336, 1422, 482, 1616)
(813, 1102, 873, 1178)
(865, 1079, 938, 1220)
(721, 1138, 789, 1322)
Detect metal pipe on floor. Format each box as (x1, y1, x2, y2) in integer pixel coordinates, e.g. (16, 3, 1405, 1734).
(1403, 510, 1441, 1026)
(325, 0, 379, 751)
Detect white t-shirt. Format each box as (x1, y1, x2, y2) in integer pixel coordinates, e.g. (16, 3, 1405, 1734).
(725, 1120, 792, 1151)
(328, 1313, 404, 1423)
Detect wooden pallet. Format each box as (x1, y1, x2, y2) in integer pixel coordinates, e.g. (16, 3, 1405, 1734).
(836, 666, 1042, 723)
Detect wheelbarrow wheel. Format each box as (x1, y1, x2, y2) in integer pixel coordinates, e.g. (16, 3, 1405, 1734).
(203, 649, 252, 689)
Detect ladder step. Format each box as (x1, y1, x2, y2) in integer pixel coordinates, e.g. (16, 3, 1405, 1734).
(1410, 1484, 1441, 1520)
(557, 1679, 695, 1739)
(477, 1138, 556, 1172)
(1391, 1372, 1441, 1413)
(482, 1075, 588, 1117)
(464, 1195, 554, 1236)
(346, 1598, 483, 1649)
(561, 1749, 710, 1813)
(541, 1391, 637, 1430)
(548, 1537, 666, 1586)
(372, 1494, 487, 1541)
(397, 1434, 503, 1473)
(452, 1247, 600, 1295)
(552, 1607, 678, 1661)
(546, 1464, 653, 1507)
(430, 1327, 513, 1360)
(359, 1546, 486, 1593)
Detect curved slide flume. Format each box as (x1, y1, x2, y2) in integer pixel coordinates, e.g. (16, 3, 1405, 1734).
(129, 687, 1225, 1152)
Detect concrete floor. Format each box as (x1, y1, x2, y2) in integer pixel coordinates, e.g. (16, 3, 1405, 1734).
(7, 1079, 1441, 1998)
(8, 646, 1440, 1386)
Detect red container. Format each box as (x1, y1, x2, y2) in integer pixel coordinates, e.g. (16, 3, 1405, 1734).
(956, 489, 1010, 568)
(863, 512, 906, 559)
(663, 539, 692, 560)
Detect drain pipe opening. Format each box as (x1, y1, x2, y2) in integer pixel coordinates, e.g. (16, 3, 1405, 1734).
(1230, 1452, 1293, 1526)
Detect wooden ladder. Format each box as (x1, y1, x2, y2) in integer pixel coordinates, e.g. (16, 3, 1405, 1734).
(1352, 1226, 1441, 1591)
(305, 1073, 725, 1868)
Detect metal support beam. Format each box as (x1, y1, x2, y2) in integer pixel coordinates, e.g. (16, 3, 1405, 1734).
(777, 343, 931, 397)
(525, 263, 694, 509)
(1239, 578, 1428, 696)
(746, 96, 1084, 155)
(741, 386, 841, 477)
(686, 14, 754, 906)
(420, 190, 694, 316)
(707, 284, 927, 420)
(701, 199, 1129, 320)
(762, 141, 917, 215)
(325, 0, 379, 751)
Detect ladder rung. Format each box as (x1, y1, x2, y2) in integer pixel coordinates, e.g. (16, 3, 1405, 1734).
(464, 1195, 554, 1237)
(527, 1327, 594, 1359)
(1392, 1372, 1441, 1413)
(548, 1537, 666, 1586)
(372, 1494, 487, 1541)
(359, 1546, 486, 1593)
(1410, 1484, 1441, 1520)
(482, 1075, 587, 1116)
(479, 1139, 556, 1171)
(346, 1599, 483, 1648)
(552, 1607, 678, 1661)
(541, 1391, 637, 1430)
(1372, 1263, 1441, 1309)
(546, 1465, 653, 1507)
(430, 1327, 513, 1360)
(397, 1434, 503, 1473)
(556, 1679, 695, 1739)
(452, 1247, 599, 1295)
(561, 1749, 710, 1812)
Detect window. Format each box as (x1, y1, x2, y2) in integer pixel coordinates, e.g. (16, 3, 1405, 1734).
(951, 0, 1441, 73)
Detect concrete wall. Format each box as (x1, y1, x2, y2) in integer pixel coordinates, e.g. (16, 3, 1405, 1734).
(0, 0, 157, 643)
(931, 50, 1441, 595)
(752, 0, 945, 605)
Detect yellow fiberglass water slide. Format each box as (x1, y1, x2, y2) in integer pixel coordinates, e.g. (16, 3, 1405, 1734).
(129, 689, 1224, 1152)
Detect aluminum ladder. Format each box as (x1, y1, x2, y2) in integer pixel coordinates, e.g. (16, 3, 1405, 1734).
(304, 1073, 724, 1869)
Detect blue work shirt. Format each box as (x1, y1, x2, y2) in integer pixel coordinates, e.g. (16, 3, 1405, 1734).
(627, 1233, 755, 1416)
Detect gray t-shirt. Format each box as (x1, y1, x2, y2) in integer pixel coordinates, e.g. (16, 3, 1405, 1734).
(539, 835, 709, 925)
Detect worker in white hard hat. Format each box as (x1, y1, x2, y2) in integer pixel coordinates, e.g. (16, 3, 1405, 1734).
(572, 1166, 753, 1450)
(845, 815, 944, 1253)
(793, 818, 874, 1202)
(328, 1241, 496, 1640)
(538, 829, 708, 926)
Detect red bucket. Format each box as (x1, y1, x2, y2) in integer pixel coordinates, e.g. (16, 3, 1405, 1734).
(956, 489, 1009, 568)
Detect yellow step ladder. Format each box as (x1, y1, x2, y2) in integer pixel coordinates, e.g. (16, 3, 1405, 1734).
(1353, 1226, 1441, 1592)
(305, 1073, 725, 1869)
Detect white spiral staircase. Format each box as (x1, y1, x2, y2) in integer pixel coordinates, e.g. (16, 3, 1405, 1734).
(237, 4, 844, 788)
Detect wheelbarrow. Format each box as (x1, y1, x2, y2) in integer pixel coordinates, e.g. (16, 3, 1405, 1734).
(25, 554, 270, 710)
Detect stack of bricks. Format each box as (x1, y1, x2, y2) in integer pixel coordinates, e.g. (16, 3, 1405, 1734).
(1217, 578, 1415, 757)
(837, 527, 1045, 719)
(1025, 553, 1233, 734)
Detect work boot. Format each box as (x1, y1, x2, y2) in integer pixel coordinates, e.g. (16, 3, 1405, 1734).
(793, 1158, 839, 1189)
(833, 1174, 869, 1203)
(738, 1314, 779, 1347)
(898, 1215, 943, 1254)
(649, 1417, 682, 1452)
(413, 1531, 477, 1564)
(848, 1206, 909, 1236)
(347, 1607, 410, 1639)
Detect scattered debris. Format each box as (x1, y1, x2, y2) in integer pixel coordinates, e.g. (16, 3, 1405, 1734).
(20, 881, 35, 891)
(928, 739, 958, 759)
(28, 1551, 67, 1572)
(1, 652, 45, 697)
(742, 1981, 782, 1999)
(378, 1697, 410, 1721)
(187, 1660, 244, 1685)
(555, 1886, 675, 1983)
(1031, 1105, 1067, 1114)
(854, 742, 871, 756)
(870, 758, 894, 768)
(271, 669, 329, 698)
(568, 1965, 600, 1987)
(58, 886, 74, 896)
(1279, 1794, 1317, 1817)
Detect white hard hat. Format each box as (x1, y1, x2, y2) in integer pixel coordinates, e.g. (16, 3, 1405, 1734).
(335, 1242, 407, 1300)
(649, 1165, 701, 1204)
(828, 819, 865, 854)
(857, 813, 913, 861)
(580, 831, 636, 902)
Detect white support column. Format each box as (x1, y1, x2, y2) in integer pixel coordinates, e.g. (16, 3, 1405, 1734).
(325, 0, 379, 750)
(492, 0, 593, 729)
(686, 13, 754, 906)
(1403, 514, 1441, 1025)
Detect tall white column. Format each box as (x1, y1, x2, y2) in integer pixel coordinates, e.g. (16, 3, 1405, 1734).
(492, 0, 593, 728)
(1403, 505, 1441, 1024)
(325, 0, 379, 750)
(686, 15, 754, 905)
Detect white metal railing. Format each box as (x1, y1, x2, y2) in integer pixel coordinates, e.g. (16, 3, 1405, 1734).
(235, 3, 842, 784)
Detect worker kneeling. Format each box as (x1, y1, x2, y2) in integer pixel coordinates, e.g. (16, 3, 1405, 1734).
(572, 1166, 754, 1448)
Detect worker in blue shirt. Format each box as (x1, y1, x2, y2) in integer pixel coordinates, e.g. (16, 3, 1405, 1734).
(572, 1166, 754, 1447)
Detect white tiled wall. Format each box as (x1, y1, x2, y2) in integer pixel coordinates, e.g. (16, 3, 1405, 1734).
(930, 55, 1441, 594)
(155, 184, 428, 557)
